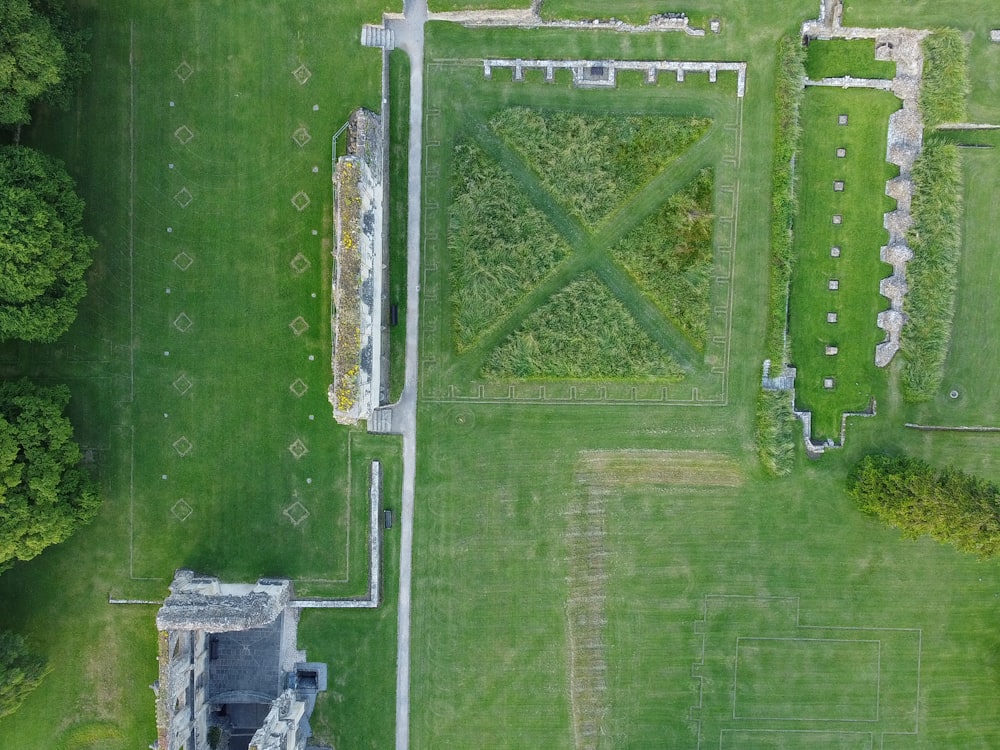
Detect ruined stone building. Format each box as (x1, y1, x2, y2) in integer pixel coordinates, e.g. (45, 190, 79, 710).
(153, 570, 327, 750)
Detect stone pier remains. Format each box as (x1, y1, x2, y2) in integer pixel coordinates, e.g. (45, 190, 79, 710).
(483, 58, 748, 97)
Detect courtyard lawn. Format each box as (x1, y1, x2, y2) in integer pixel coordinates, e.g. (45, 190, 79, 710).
(787, 87, 898, 441)
(804, 39, 897, 80)
(0, 1, 400, 748)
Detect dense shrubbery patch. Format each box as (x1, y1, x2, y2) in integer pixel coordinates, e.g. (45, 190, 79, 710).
(448, 140, 571, 351)
(482, 273, 683, 381)
(755, 390, 797, 477)
(919, 30, 969, 127)
(766, 37, 805, 363)
(610, 168, 714, 348)
(901, 137, 962, 401)
(490, 107, 711, 227)
(850, 453, 1000, 558)
(756, 37, 804, 475)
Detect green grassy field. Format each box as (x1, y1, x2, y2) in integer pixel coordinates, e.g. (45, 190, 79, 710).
(787, 87, 898, 440)
(5, 1, 1000, 749)
(0, 1, 400, 747)
(804, 39, 897, 80)
(409, 6, 1000, 750)
(418, 42, 742, 403)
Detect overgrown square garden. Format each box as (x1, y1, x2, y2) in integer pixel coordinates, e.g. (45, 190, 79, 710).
(419, 62, 745, 404)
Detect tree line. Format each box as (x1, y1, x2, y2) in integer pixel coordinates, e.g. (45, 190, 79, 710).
(0, 0, 99, 719)
(849, 453, 1000, 558)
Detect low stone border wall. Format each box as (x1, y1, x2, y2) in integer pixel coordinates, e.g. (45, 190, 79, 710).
(295, 460, 384, 609)
(484, 58, 747, 96)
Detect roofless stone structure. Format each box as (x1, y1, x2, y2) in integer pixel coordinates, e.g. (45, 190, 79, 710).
(153, 570, 328, 750)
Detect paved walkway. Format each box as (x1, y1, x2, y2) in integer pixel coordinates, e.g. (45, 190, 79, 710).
(384, 1, 427, 749)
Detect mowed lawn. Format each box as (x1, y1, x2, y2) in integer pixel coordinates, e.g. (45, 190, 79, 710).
(410, 403, 1000, 748)
(0, 1, 400, 748)
(788, 87, 897, 440)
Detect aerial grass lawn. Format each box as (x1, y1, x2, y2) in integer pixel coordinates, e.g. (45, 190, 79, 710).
(0, 0, 399, 747)
(388, 50, 410, 403)
(787, 87, 898, 440)
(903, 144, 1000, 427)
(804, 39, 896, 80)
(418, 34, 744, 404)
(410, 402, 1000, 748)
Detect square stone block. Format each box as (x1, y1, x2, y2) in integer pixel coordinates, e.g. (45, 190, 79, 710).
(828, 279, 840, 290)
(837, 147, 847, 158)
(825, 345, 839, 356)
(834, 180, 845, 192)
(831, 246, 841, 257)
(827, 312, 838, 323)
(838, 114, 848, 125)
(832, 214, 843, 225)
(824, 377, 835, 389)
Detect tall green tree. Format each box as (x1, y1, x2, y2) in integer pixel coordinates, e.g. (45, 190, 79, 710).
(0, 145, 95, 342)
(0, 0, 66, 125)
(0, 379, 99, 573)
(0, 630, 47, 719)
(29, 0, 91, 113)
(849, 453, 1000, 558)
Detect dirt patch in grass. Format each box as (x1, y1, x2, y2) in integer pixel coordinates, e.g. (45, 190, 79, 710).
(576, 449, 744, 487)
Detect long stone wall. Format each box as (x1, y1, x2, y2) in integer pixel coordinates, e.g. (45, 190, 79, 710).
(484, 58, 747, 97)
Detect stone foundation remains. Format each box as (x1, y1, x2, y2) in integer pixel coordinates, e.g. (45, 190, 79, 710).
(331, 109, 385, 425)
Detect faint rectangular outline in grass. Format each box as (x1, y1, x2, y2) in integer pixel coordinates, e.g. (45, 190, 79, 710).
(419, 61, 744, 407)
(127, 426, 357, 587)
(720, 729, 875, 750)
(732, 636, 881, 722)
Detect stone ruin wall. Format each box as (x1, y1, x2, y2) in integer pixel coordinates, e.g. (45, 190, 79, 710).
(331, 108, 385, 426)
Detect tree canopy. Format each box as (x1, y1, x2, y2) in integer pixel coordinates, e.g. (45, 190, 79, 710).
(0, 145, 95, 342)
(0, 379, 99, 573)
(849, 453, 1000, 558)
(0, 0, 65, 125)
(0, 630, 47, 719)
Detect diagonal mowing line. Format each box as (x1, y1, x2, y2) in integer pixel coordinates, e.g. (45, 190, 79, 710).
(468, 121, 590, 249)
(590, 127, 725, 251)
(448, 115, 728, 380)
(590, 258, 700, 369)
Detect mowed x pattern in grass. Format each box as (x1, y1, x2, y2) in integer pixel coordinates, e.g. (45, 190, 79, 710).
(419, 62, 741, 403)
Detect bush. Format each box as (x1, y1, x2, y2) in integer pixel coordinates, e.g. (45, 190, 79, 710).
(765, 37, 806, 363)
(610, 168, 715, 348)
(482, 273, 683, 381)
(755, 390, 797, 477)
(849, 453, 1000, 558)
(0, 630, 48, 719)
(920, 30, 970, 127)
(208, 725, 222, 749)
(900, 137, 962, 401)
